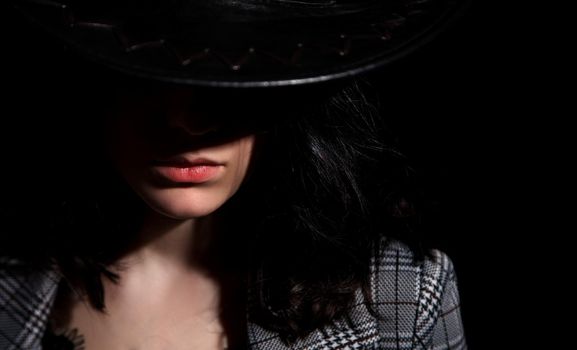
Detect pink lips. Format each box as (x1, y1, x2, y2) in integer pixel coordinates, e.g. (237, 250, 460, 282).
(152, 157, 223, 184)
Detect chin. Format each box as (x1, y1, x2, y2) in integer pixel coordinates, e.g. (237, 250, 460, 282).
(138, 187, 230, 220)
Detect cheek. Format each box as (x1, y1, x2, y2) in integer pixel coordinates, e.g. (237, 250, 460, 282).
(229, 135, 256, 191)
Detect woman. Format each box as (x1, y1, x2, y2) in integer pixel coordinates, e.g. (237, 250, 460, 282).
(1, 0, 470, 349)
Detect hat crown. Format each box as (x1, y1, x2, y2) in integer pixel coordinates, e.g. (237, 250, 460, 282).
(187, 0, 385, 20)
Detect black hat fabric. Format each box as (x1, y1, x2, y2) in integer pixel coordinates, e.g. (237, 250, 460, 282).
(10, 0, 471, 88)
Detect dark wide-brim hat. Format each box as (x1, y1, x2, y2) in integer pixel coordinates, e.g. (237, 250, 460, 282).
(10, 0, 471, 88)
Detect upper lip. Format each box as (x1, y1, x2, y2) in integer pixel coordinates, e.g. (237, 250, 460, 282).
(152, 156, 223, 167)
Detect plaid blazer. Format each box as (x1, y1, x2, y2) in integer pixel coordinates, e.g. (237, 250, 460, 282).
(0, 239, 466, 350)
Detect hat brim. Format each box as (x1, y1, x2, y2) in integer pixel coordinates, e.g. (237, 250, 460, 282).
(12, 0, 472, 88)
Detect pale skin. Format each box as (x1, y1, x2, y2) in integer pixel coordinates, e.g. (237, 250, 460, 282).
(47, 85, 258, 350)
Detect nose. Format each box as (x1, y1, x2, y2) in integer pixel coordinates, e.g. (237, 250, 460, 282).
(166, 109, 220, 136)
(163, 88, 221, 136)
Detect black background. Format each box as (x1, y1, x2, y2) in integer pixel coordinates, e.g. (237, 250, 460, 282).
(364, 1, 541, 348)
(364, 5, 490, 348)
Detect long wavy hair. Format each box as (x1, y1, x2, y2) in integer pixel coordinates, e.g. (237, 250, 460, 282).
(1, 61, 433, 344)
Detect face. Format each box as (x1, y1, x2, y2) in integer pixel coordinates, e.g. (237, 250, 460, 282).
(104, 84, 258, 220)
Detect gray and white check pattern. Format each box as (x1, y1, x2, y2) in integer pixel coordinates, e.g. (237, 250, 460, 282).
(1, 239, 466, 349)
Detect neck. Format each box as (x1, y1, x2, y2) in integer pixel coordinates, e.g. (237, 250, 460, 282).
(113, 208, 219, 274)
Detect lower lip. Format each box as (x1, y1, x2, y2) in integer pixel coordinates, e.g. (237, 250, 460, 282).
(153, 165, 222, 184)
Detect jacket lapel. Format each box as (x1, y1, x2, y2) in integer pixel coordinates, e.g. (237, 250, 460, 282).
(246, 285, 381, 350)
(0, 260, 60, 350)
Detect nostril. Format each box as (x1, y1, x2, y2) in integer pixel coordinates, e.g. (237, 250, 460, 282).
(197, 122, 221, 133)
(166, 112, 222, 136)
(170, 121, 222, 136)
(182, 123, 222, 136)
